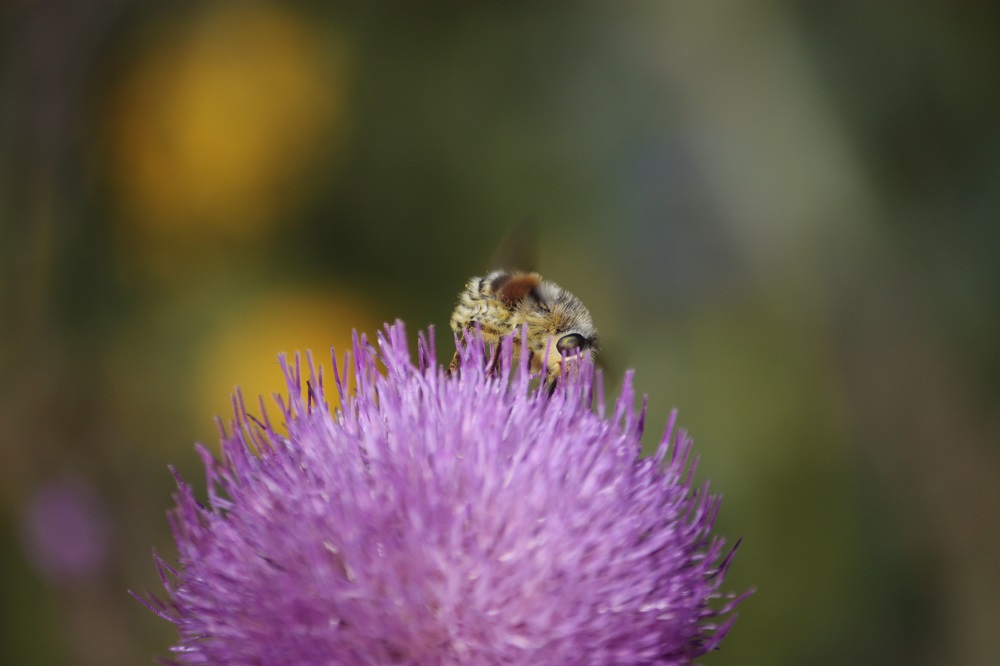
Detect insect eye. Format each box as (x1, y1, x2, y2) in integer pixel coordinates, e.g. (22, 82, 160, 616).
(556, 333, 586, 354)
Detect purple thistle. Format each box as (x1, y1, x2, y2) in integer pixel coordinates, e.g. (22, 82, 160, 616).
(137, 322, 749, 665)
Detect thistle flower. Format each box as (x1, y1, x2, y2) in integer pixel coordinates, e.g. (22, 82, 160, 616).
(137, 322, 748, 665)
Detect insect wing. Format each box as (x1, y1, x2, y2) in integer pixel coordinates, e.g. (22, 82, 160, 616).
(488, 218, 539, 273)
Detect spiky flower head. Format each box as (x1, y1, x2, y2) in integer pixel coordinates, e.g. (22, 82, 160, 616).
(138, 322, 747, 665)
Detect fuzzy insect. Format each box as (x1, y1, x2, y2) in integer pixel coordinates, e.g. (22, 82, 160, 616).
(449, 269, 598, 386)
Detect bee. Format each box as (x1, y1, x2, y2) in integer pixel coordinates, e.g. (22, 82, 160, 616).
(448, 230, 598, 386)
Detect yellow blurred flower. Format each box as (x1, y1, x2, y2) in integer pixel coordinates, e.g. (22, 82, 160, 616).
(107, 3, 349, 271)
(193, 286, 380, 441)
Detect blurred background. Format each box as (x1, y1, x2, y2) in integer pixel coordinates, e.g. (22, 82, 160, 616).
(2, 2, 998, 664)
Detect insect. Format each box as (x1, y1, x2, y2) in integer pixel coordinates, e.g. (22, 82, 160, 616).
(448, 228, 598, 387)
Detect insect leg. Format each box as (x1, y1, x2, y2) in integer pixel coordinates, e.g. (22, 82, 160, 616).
(485, 343, 503, 377)
(447, 326, 474, 377)
(446, 350, 461, 377)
